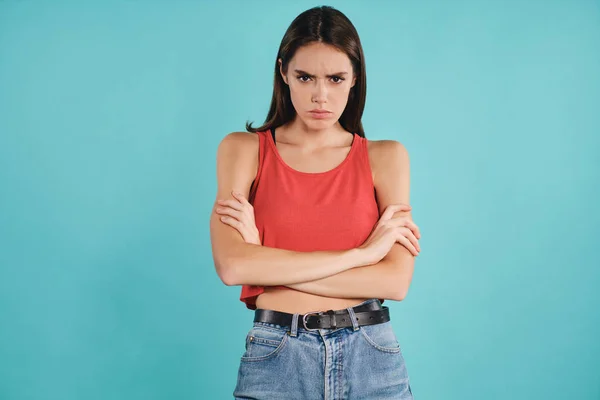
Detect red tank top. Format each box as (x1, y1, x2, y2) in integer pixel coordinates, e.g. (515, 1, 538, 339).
(239, 128, 384, 309)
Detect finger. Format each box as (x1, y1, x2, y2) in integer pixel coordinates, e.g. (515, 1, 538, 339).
(232, 191, 252, 207)
(380, 203, 412, 221)
(387, 216, 420, 240)
(217, 207, 255, 240)
(396, 232, 419, 256)
(219, 216, 239, 227)
(401, 219, 421, 240)
(411, 222, 421, 240)
(232, 191, 255, 218)
(221, 216, 252, 242)
(217, 198, 243, 211)
(220, 215, 248, 234)
(216, 207, 243, 220)
(399, 227, 421, 252)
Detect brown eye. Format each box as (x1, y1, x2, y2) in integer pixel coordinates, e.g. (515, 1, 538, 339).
(331, 76, 345, 83)
(297, 75, 311, 82)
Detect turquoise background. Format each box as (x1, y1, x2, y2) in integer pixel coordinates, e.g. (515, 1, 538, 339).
(1, 1, 599, 399)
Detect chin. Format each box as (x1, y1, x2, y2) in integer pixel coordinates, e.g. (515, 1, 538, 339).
(308, 121, 334, 131)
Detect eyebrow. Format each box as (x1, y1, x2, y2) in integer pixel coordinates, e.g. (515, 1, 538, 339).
(293, 69, 348, 77)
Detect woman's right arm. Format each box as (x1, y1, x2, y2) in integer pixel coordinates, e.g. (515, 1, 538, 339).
(209, 132, 370, 287)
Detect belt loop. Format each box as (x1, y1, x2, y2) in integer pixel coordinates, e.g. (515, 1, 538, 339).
(327, 310, 336, 329)
(289, 313, 299, 337)
(346, 306, 360, 331)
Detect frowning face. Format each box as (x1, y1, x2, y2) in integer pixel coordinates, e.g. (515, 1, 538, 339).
(279, 41, 356, 129)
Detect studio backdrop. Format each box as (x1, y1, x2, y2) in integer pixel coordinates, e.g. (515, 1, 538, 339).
(0, 1, 599, 399)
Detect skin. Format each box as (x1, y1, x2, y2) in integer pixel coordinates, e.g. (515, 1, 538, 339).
(275, 41, 357, 150)
(217, 192, 420, 253)
(216, 42, 421, 313)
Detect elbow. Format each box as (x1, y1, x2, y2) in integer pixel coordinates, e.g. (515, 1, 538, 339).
(393, 287, 408, 302)
(220, 268, 236, 286)
(389, 284, 407, 301)
(214, 256, 238, 286)
(383, 245, 415, 301)
(391, 270, 413, 301)
(388, 261, 414, 301)
(384, 270, 406, 301)
(213, 242, 249, 286)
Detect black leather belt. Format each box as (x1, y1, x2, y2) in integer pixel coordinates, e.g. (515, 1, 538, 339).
(254, 300, 390, 331)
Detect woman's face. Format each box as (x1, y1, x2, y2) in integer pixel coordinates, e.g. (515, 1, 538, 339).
(279, 42, 356, 129)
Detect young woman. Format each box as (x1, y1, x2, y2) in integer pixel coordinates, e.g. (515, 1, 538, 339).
(210, 5, 421, 399)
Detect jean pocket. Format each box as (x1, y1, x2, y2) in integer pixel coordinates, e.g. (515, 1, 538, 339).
(359, 321, 401, 353)
(241, 325, 289, 362)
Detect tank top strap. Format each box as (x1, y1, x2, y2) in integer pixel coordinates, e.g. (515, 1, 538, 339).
(355, 134, 376, 192)
(251, 129, 370, 191)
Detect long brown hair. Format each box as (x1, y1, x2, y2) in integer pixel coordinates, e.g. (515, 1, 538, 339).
(246, 5, 367, 138)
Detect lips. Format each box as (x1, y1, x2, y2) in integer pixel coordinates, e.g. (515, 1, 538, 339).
(308, 110, 332, 119)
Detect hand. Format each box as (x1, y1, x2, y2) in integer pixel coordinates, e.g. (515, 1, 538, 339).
(358, 203, 421, 265)
(214, 191, 261, 246)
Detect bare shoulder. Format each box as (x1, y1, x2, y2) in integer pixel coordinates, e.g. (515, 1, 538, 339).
(219, 130, 259, 168)
(366, 138, 409, 188)
(216, 131, 260, 198)
(220, 131, 259, 151)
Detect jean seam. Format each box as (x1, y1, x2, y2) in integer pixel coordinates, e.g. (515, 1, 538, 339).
(359, 326, 401, 353)
(241, 333, 289, 362)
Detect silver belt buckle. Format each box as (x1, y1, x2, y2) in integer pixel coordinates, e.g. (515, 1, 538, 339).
(301, 311, 323, 331)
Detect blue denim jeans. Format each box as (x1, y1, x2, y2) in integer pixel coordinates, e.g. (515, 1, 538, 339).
(233, 298, 414, 399)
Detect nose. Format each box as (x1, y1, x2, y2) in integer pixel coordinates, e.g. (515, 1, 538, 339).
(311, 80, 328, 104)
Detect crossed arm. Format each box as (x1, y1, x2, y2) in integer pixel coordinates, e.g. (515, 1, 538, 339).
(216, 140, 417, 301)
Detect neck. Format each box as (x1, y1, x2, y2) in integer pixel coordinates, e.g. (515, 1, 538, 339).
(277, 117, 351, 149)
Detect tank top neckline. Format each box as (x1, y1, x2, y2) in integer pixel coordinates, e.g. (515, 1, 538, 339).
(266, 128, 360, 176)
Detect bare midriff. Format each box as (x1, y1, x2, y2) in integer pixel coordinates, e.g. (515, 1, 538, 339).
(255, 286, 369, 314)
